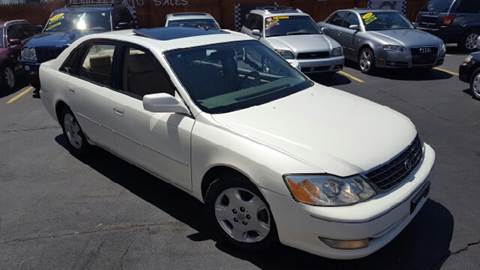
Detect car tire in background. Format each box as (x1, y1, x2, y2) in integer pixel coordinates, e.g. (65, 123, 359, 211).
(359, 47, 376, 74)
(470, 68, 480, 100)
(205, 172, 278, 251)
(0, 65, 16, 92)
(59, 107, 91, 155)
(461, 31, 480, 53)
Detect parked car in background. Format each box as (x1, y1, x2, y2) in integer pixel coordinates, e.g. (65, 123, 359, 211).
(0, 20, 36, 92)
(320, 9, 446, 74)
(241, 6, 344, 77)
(165, 12, 221, 30)
(40, 27, 434, 259)
(459, 52, 480, 99)
(21, 3, 136, 93)
(416, 0, 480, 52)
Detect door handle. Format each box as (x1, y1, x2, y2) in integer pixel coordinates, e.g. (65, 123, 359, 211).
(68, 88, 75, 94)
(113, 107, 124, 116)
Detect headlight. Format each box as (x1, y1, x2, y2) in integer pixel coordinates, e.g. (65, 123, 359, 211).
(275, 49, 295, 60)
(440, 43, 446, 54)
(464, 55, 474, 64)
(284, 174, 376, 206)
(21, 47, 37, 61)
(331, 47, 343, 57)
(383, 45, 405, 52)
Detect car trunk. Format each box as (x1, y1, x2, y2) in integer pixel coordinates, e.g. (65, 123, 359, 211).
(416, 0, 455, 29)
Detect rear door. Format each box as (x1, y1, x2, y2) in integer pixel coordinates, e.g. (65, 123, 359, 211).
(322, 11, 348, 46)
(336, 12, 361, 59)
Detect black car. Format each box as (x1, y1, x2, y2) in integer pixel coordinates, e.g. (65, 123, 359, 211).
(416, 0, 480, 52)
(459, 52, 480, 99)
(21, 2, 137, 92)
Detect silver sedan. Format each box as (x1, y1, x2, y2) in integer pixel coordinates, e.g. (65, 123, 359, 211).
(319, 9, 446, 74)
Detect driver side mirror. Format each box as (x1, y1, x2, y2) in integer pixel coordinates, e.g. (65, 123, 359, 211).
(35, 25, 43, 33)
(115, 21, 130, 30)
(8, 38, 21, 47)
(143, 93, 190, 115)
(348, 24, 360, 31)
(251, 29, 262, 38)
(412, 22, 418, 29)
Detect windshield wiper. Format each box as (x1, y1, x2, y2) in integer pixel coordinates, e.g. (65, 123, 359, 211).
(235, 84, 290, 101)
(286, 31, 315, 36)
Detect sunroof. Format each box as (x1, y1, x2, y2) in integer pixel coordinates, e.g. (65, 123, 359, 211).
(171, 12, 209, 17)
(134, 27, 228, 41)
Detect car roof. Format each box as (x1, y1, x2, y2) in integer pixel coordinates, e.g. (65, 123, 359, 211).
(249, 6, 306, 17)
(166, 12, 215, 21)
(79, 27, 252, 52)
(52, 5, 113, 14)
(340, 8, 401, 14)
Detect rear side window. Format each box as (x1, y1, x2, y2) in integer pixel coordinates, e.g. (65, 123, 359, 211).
(121, 47, 175, 99)
(79, 44, 115, 86)
(456, 0, 480, 13)
(422, 0, 454, 12)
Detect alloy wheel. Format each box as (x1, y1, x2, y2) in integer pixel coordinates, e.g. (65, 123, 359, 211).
(3, 67, 15, 89)
(214, 187, 271, 243)
(360, 49, 373, 73)
(465, 33, 479, 51)
(63, 113, 83, 149)
(473, 73, 480, 99)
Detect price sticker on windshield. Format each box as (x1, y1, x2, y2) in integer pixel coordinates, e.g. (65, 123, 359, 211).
(46, 13, 65, 31)
(362, 12, 378, 25)
(266, 16, 289, 29)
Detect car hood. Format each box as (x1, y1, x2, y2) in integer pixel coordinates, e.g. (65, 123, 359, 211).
(369, 29, 443, 47)
(266, 34, 335, 53)
(25, 31, 98, 48)
(211, 84, 417, 176)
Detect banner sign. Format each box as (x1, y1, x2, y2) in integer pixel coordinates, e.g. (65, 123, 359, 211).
(367, 0, 407, 14)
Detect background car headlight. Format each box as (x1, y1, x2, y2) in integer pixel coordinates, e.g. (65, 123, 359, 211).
(21, 47, 37, 62)
(284, 174, 376, 206)
(383, 45, 405, 52)
(440, 43, 446, 54)
(463, 55, 474, 64)
(275, 49, 295, 60)
(331, 47, 343, 57)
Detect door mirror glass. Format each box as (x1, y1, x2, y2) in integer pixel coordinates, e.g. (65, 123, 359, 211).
(251, 29, 261, 38)
(348, 24, 360, 31)
(143, 93, 190, 115)
(8, 38, 21, 47)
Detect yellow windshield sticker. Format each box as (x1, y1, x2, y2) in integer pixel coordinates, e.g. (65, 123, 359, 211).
(362, 12, 378, 25)
(45, 22, 62, 32)
(48, 13, 65, 24)
(272, 16, 289, 20)
(266, 16, 289, 30)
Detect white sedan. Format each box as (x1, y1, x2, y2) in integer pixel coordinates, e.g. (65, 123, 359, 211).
(39, 27, 435, 259)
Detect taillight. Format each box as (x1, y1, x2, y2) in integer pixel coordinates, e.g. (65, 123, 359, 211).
(443, 15, 455, 25)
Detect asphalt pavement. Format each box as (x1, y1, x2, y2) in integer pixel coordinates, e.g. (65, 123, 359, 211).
(0, 48, 479, 270)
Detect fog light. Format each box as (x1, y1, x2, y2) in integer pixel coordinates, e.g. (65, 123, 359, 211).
(319, 237, 369, 250)
(24, 65, 30, 72)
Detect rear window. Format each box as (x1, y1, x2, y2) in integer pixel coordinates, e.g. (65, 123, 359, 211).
(421, 0, 454, 13)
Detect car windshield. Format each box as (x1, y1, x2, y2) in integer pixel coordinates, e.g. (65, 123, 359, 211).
(421, 0, 454, 13)
(44, 11, 111, 33)
(265, 15, 320, 37)
(360, 12, 413, 31)
(168, 19, 219, 30)
(165, 40, 313, 114)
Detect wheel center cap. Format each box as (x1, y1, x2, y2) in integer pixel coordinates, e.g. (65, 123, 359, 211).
(236, 213, 246, 221)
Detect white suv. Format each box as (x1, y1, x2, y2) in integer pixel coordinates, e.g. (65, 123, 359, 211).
(165, 12, 221, 30)
(39, 27, 434, 259)
(241, 6, 344, 77)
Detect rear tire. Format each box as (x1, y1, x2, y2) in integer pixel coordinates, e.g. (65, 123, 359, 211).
(461, 31, 479, 53)
(470, 68, 480, 100)
(0, 66, 16, 92)
(358, 47, 375, 74)
(59, 107, 90, 155)
(205, 172, 278, 251)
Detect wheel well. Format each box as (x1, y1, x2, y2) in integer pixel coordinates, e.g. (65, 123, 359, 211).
(358, 45, 373, 57)
(201, 166, 252, 201)
(55, 101, 69, 122)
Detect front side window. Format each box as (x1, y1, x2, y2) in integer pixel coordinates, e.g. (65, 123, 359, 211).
(122, 47, 175, 99)
(265, 15, 320, 37)
(360, 12, 413, 31)
(421, 0, 454, 12)
(344, 13, 360, 28)
(167, 19, 219, 30)
(79, 44, 115, 86)
(44, 11, 112, 33)
(327, 12, 347, 27)
(165, 40, 312, 113)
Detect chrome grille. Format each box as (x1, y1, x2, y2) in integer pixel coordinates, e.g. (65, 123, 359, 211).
(365, 136, 423, 191)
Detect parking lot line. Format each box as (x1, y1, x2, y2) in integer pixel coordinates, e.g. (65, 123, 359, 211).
(338, 71, 365, 83)
(6, 86, 33, 104)
(434, 67, 459, 76)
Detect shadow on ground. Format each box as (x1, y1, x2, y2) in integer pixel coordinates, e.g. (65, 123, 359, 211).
(0, 74, 30, 98)
(55, 135, 454, 270)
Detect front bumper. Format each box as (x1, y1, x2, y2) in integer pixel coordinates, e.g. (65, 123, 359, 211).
(21, 62, 40, 88)
(459, 61, 477, 83)
(375, 49, 445, 69)
(262, 143, 435, 259)
(288, 56, 344, 73)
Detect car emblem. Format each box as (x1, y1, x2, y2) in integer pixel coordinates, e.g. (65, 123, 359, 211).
(419, 47, 432, 54)
(404, 158, 415, 170)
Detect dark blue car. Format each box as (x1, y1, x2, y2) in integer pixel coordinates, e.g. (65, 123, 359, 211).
(21, 3, 136, 93)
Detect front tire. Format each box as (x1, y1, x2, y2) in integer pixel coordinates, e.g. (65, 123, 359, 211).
(470, 68, 480, 100)
(461, 31, 479, 52)
(1, 66, 16, 92)
(359, 47, 375, 74)
(205, 173, 277, 251)
(59, 108, 90, 155)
